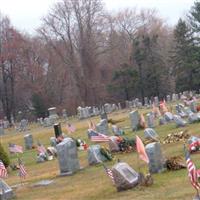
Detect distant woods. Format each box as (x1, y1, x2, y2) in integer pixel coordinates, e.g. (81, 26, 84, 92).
(0, 0, 200, 121)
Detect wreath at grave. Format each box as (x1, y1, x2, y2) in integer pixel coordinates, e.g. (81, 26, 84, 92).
(165, 156, 186, 170)
(100, 147, 113, 161)
(117, 137, 136, 152)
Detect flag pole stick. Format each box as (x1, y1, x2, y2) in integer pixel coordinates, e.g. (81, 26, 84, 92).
(196, 188, 200, 197)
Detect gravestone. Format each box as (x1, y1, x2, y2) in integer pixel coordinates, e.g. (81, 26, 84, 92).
(48, 107, 59, 125)
(100, 112, 108, 120)
(129, 110, 140, 131)
(50, 137, 57, 147)
(93, 107, 99, 116)
(190, 101, 197, 113)
(173, 115, 187, 127)
(38, 118, 44, 126)
(56, 138, 80, 176)
(88, 145, 107, 165)
(188, 113, 200, 123)
(112, 162, 139, 191)
(0, 179, 14, 200)
(112, 125, 124, 136)
(137, 102, 143, 108)
(104, 103, 112, 113)
(0, 127, 4, 136)
(24, 134, 33, 150)
(166, 95, 171, 103)
(144, 128, 158, 140)
(154, 96, 159, 107)
(62, 109, 67, 120)
(109, 136, 120, 152)
(145, 142, 165, 173)
(96, 119, 109, 135)
(48, 107, 58, 118)
(118, 103, 122, 110)
(144, 97, 148, 106)
(176, 104, 187, 118)
(172, 93, 176, 101)
(146, 113, 154, 128)
(159, 117, 166, 125)
(19, 119, 28, 131)
(164, 112, 174, 122)
(77, 107, 84, 119)
(184, 107, 193, 116)
(3, 120, 9, 129)
(54, 123, 62, 138)
(43, 117, 52, 127)
(132, 100, 136, 108)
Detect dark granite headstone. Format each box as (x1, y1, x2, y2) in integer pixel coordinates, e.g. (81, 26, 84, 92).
(54, 123, 62, 138)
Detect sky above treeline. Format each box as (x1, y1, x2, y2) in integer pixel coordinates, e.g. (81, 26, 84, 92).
(0, 0, 195, 34)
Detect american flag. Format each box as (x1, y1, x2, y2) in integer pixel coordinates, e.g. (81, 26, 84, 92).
(102, 163, 115, 184)
(66, 123, 76, 133)
(185, 147, 200, 190)
(91, 133, 110, 142)
(18, 159, 27, 178)
(0, 160, 7, 178)
(37, 145, 46, 154)
(9, 144, 23, 154)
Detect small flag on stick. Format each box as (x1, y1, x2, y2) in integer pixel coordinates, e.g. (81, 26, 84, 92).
(88, 120, 96, 130)
(136, 135, 149, 164)
(37, 144, 46, 154)
(9, 144, 23, 154)
(66, 123, 76, 134)
(102, 163, 115, 184)
(18, 158, 27, 179)
(0, 160, 7, 178)
(184, 145, 200, 190)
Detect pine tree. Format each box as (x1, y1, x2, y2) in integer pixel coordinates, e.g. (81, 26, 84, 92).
(132, 34, 167, 99)
(108, 63, 138, 101)
(172, 18, 199, 91)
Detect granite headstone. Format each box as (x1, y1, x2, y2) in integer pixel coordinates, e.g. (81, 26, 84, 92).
(56, 138, 80, 176)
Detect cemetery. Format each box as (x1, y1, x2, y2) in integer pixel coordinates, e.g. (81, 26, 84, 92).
(1, 0, 200, 199)
(0, 94, 200, 199)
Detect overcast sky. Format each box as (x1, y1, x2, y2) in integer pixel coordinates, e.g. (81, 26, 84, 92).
(0, 0, 195, 34)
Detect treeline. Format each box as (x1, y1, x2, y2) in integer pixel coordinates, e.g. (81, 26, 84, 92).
(0, 0, 200, 121)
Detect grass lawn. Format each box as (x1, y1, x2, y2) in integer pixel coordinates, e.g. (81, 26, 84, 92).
(1, 107, 200, 200)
